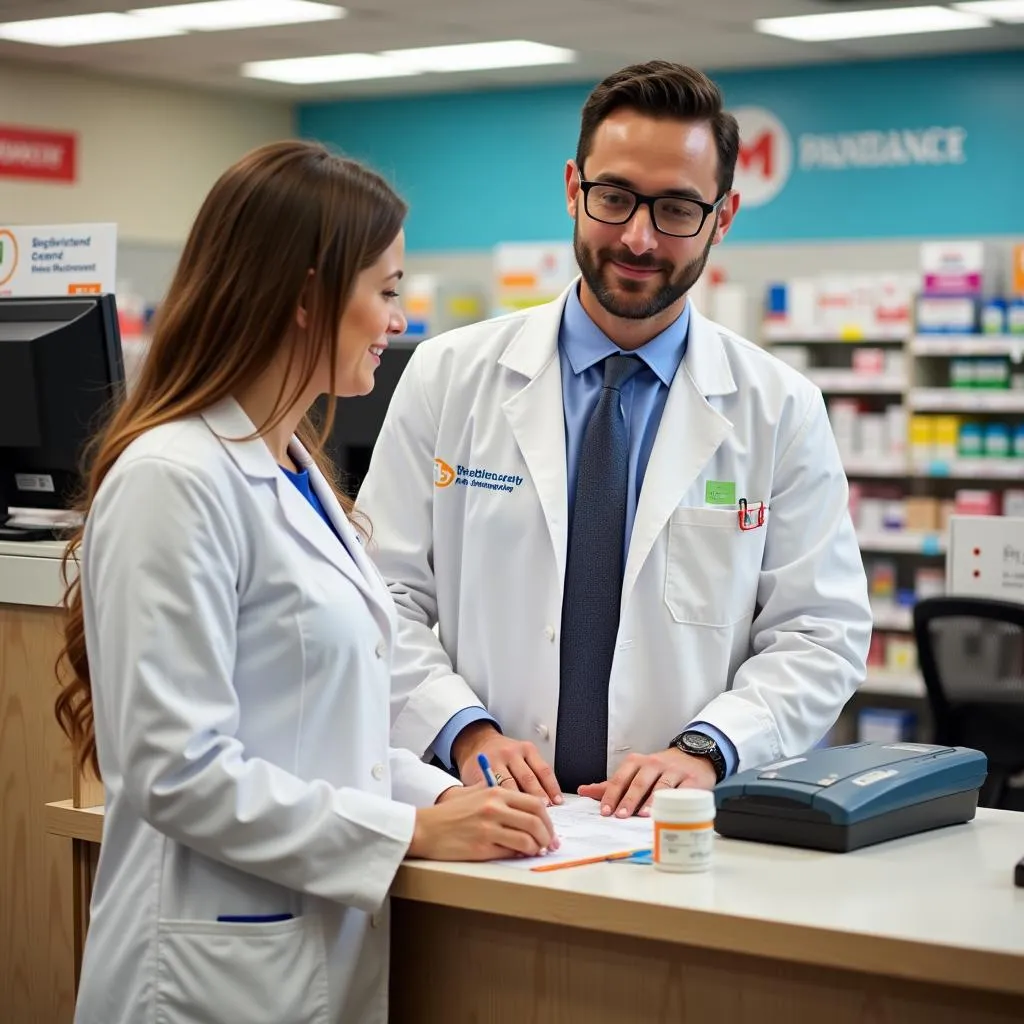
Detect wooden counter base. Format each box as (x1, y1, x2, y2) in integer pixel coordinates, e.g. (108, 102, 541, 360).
(390, 901, 1024, 1024)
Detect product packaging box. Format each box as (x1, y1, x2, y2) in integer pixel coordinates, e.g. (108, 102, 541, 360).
(905, 497, 940, 532)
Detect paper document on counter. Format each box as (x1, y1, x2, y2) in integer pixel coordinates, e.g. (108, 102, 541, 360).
(495, 795, 652, 871)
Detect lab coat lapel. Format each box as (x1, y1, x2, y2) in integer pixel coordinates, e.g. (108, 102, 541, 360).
(199, 399, 385, 620)
(498, 287, 571, 587)
(293, 441, 393, 634)
(621, 305, 736, 612)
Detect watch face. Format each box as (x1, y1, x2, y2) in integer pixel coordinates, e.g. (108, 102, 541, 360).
(683, 732, 714, 753)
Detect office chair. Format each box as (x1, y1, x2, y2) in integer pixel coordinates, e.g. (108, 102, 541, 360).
(913, 596, 1024, 810)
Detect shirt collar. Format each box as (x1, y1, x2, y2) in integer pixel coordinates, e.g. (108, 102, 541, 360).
(558, 283, 690, 387)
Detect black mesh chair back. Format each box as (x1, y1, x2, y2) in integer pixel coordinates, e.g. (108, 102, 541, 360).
(913, 596, 1024, 809)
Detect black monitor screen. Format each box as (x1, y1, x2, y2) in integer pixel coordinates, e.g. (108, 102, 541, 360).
(0, 294, 124, 539)
(320, 341, 417, 496)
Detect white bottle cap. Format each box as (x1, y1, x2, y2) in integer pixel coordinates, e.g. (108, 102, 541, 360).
(652, 788, 715, 819)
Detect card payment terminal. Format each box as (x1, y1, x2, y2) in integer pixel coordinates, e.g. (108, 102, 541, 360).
(714, 742, 987, 852)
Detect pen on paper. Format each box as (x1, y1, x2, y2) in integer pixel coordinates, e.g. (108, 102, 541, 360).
(479, 752, 554, 856)
(478, 753, 498, 787)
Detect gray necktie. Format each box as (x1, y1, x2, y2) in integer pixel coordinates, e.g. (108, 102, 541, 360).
(556, 354, 643, 792)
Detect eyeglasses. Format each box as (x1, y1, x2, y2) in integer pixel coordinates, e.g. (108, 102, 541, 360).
(577, 171, 725, 238)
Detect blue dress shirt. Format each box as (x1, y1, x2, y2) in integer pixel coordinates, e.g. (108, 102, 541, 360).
(432, 286, 737, 778)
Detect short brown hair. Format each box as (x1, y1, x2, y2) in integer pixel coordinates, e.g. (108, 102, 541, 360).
(576, 60, 740, 197)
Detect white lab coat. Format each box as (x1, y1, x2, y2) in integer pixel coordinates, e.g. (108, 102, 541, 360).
(356, 283, 872, 774)
(74, 398, 455, 1024)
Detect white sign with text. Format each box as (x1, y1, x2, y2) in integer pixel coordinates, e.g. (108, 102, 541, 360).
(947, 515, 1024, 602)
(0, 222, 116, 297)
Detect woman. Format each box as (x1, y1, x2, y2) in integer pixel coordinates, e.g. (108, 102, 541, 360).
(54, 140, 556, 1024)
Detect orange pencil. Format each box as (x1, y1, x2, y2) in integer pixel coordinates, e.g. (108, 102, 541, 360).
(530, 848, 649, 873)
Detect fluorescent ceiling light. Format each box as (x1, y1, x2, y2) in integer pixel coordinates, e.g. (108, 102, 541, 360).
(130, 1, 344, 32)
(243, 39, 577, 83)
(952, 1, 1024, 22)
(0, 12, 184, 46)
(381, 40, 576, 72)
(242, 53, 416, 84)
(755, 5, 991, 41)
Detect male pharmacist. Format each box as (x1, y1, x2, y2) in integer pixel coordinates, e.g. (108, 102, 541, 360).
(356, 60, 871, 818)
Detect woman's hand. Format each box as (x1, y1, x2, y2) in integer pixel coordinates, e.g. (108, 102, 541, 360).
(409, 786, 559, 862)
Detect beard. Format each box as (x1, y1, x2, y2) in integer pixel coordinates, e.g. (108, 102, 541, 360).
(573, 217, 716, 321)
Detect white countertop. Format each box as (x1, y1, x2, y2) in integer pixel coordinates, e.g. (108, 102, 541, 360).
(395, 807, 1024, 995)
(46, 798, 1024, 995)
(0, 540, 72, 607)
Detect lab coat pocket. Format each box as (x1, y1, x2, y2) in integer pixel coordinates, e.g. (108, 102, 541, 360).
(665, 505, 768, 627)
(155, 914, 329, 1024)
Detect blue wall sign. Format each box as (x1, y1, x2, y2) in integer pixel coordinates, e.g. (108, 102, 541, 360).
(297, 51, 1024, 252)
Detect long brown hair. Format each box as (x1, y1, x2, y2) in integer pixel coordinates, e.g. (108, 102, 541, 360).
(54, 140, 407, 779)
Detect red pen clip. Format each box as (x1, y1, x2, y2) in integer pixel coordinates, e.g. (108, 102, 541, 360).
(738, 498, 766, 531)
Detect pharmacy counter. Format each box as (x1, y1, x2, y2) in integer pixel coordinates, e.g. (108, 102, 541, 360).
(46, 800, 1024, 1024)
(1, 540, 79, 1024)
(0, 538, 68, 607)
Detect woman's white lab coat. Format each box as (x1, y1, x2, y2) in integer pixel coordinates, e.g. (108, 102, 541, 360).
(73, 398, 454, 1024)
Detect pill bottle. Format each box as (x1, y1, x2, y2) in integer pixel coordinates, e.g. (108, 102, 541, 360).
(652, 789, 716, 873)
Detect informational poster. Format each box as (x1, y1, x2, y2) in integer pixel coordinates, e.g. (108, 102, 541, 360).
(493, 241, 577, 315)
(0, 222, 116, 297)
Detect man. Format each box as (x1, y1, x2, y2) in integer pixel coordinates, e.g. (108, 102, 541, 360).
(356, 60, 871, 818)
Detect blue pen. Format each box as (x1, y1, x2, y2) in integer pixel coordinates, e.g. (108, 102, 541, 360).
(478, 753, 498, 788)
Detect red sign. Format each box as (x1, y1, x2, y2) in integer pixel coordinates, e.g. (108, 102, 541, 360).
(0, 125, 77, 183)
(738, 132, 775, 179)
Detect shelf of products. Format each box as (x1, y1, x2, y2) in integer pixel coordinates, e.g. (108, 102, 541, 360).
(871, 604, 914, 632)
(761, 247, 1024, 743)
(857, 530, 946, 554)
(861, 670, 926, 699)
(805, 370, 907, 394)
(842, 456, 909, 478)
(765, 252, 1024, 741)
(911, 457, 1024, 479)
(762, 329, 907, 344)
(910, 334, 1024, 357)
(909, 389, 1024, 412)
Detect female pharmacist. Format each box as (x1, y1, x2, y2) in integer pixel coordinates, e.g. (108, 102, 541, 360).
(53, 140, 555, 1024)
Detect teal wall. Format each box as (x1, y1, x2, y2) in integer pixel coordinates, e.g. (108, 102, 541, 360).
(297, 51, 1024, 253)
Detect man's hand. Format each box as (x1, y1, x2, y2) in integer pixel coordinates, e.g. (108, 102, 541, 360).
(453, 721, 563, 805)
(578, 749, 717, 818)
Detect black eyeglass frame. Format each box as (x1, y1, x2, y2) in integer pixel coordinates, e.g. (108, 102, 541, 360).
(576, 170, 727, 238)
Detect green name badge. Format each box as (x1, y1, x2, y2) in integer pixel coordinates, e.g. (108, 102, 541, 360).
(705, 480, 736, 506)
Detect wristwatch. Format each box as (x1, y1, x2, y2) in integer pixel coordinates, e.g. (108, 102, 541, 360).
(671, 730, 727, 783)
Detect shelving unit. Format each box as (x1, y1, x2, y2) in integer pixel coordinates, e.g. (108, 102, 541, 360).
(910, 334, 1024, 357)
(857, 530, 946, 554)
(765, 322, 1024, 719)
(871, 605, 914, 632)
(909, 389, 1024, 412)
(806, 370, 907, 393)
(862, 669, 925, 699)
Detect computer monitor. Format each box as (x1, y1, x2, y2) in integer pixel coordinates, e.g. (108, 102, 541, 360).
(321, 340, 417, 497)
(0, 294, 124, 541)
